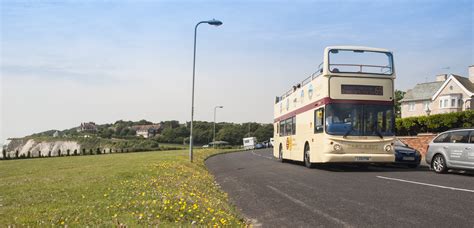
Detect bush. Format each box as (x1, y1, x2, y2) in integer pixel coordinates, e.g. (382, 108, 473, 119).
(396, 110, 474, 136)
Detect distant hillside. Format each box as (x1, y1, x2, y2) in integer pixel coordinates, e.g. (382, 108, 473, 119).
(26, 119, 273, 146)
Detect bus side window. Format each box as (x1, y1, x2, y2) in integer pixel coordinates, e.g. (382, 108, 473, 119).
(285, 119, 292, 136)
(292, 116, 296, 135)
(280, 121, 285, 136)
(314, 108, 324, 133)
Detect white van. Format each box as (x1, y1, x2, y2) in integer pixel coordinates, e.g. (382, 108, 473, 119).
(243, 137, 257, 150)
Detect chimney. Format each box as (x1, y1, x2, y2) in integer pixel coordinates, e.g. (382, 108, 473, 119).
(469, 65, 474, 83)
(435, 74, 447, 82)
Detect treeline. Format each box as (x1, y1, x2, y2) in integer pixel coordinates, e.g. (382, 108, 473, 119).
(156, 121, 273, 145)
(28, 120, 274, 146)
(396, 110, 474, 136)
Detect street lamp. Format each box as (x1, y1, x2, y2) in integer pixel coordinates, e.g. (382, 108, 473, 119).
(189, 19, 223, 162)
(213, 106, 224, 148)
(425, 106, 431, 133)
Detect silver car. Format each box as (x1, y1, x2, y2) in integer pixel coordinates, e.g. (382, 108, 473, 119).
(426, 129, 474, 173)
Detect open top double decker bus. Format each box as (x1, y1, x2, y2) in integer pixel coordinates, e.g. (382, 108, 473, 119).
(273, 46, 396, 168)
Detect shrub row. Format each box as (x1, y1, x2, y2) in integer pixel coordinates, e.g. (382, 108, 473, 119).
(0, 145, 181, 160)
(396, 110, 474, 136)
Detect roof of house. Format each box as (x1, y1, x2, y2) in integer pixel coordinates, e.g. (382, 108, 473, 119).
(452, 75, 474, 93)
(431, 74, 474, 100)
(400, 81, 444, 102)
(80, 122, 97, 129)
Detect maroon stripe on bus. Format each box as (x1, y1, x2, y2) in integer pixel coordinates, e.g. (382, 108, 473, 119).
(273, 98, 393, 123)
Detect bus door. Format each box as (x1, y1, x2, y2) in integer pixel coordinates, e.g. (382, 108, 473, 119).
(313, 108, 325, 160)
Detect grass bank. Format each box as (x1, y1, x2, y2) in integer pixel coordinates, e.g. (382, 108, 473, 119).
(0, 149, 245, 226)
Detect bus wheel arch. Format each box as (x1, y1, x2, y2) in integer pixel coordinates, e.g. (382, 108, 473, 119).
(278, 144, 285, 163)
(304, 142, 314, 168)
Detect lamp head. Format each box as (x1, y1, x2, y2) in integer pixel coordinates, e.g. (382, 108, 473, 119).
(206, 19, 223, 26)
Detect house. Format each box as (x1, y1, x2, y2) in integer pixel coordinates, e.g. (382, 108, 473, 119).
(132, 124, 162, 138)
(400, 66, 474, 118)
(77, 122, 98, 132)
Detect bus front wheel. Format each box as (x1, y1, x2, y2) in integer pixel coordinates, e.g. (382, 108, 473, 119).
(304, 143, 314, 168)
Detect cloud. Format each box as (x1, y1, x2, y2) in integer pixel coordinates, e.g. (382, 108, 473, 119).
(1, 64, 121, 85)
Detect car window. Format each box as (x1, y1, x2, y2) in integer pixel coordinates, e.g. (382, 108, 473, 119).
(449, 131, 469, 143)
(470, 131, 474, 143)
(433, 133, 450, 143)
(394, 139, 406, 147)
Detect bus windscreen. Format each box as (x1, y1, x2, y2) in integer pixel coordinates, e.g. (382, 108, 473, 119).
(328, 49, 393, 75)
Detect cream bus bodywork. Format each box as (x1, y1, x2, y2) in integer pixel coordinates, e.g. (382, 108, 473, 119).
(273, 46, 396, 165)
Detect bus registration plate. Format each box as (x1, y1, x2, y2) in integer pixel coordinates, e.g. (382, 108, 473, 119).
(355, 156, 370, 161)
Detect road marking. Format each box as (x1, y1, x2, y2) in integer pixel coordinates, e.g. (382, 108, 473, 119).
(251, 150, 273, 160)
(376, 176, 474, 193)
(267, 185, 353, 228)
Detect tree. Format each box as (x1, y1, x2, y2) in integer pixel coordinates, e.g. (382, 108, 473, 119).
(216, 125, 246, 145)
(136, 119, 153, 125)
(253, 124, 274, 142)
(161, 120, 180, 129)
(395, 90, 405, 118)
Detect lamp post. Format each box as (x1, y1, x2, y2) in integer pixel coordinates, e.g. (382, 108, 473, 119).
(425, 107, 431, 116)
(425, 107, 431, 133)
(189, 19, 223, 162)
(213, 106, 224, 148)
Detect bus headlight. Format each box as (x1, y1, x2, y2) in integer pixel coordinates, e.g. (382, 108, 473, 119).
(384, 145, 392, 152)
(333, 144, 342, 151)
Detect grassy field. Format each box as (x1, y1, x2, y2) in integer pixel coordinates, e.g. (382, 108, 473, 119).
(0, 149, 245, 226)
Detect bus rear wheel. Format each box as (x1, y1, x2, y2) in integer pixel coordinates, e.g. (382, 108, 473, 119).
(304, 143, 314, 168)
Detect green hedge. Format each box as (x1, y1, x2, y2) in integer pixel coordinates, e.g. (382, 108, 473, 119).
(396, 110, 474, 136)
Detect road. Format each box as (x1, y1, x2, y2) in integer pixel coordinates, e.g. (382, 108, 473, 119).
(206, 148, 474, 227)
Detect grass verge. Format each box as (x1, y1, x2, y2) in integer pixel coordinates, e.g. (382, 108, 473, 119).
(0, 149, 245, 226)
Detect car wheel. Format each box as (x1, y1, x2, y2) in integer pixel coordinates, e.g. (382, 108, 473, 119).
(432, 154, 447, 173)
(304, 143, 314, 168)
(278, 145, 285, 163)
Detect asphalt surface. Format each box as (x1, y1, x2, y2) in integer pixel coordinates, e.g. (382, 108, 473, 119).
(206, 148, 474, 228)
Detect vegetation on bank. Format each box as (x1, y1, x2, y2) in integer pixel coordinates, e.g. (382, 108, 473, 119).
(1, 136, 185, 160)
(395, 110, 474, 136)
(0, 149, 246, 226)
(28, 120, 274, 146)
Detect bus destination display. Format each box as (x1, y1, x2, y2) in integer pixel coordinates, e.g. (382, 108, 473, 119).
(341, 85, 383, 95)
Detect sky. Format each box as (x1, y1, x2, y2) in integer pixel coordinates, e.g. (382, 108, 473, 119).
(1, 0, 473, 143)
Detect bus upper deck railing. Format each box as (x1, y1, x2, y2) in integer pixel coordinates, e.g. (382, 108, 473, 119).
(276, 62, 392, 103)
(329, 64, 392, 74)
(277, 63, 323, 103)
